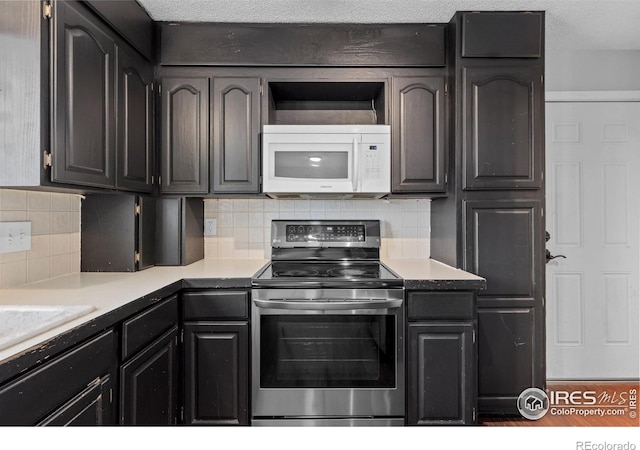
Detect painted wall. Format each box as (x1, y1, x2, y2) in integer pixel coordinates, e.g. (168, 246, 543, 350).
(0, 189, 81, 289)
(546, 50, 640, 91)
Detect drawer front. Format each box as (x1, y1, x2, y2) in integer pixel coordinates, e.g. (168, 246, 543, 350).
(0, 330, 115, 425)
(183, 290, 249, 320)
(122, 295, 179, 360)
(408, 291, 475, 320)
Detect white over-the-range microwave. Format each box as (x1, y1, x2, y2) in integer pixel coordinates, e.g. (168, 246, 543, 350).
(262, 124, 391, 199)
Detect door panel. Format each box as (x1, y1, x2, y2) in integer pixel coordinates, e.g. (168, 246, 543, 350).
(160, 77, 209, 193)
(462, 64, 543, 190)
(546, 101, 640, 379)
(463, 198, 543, 304)
(52, 1, 116, 188)
(392, 75, 445, 193)
(211, 77, 261, 193)
(117, 46, 153, 192)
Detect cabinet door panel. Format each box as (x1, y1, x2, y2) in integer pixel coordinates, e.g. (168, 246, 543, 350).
(462, 64, 543, 190)
(120, 327, 178, 425)
(161, 77, 209, 193)
(39, 376, 111, 426)
(52, 1, 116, 188)
(183, 322, 249, 425)
(463, 199, 543, 304)
(477, 308, 542, 414)
(117, 45, 153, 192)
(392, 76, 445, 193)
(408, 323, 474, 425)
(211, 77, 261, 193)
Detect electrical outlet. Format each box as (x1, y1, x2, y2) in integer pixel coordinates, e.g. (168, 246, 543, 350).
(0, 221, 31, 254)
(204, 218, 217, 236)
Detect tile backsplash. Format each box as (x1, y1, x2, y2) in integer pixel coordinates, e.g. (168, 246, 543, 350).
(203, 198, 431, 260)
(0, 191, 430, 289)
(0, 189, 81, 289)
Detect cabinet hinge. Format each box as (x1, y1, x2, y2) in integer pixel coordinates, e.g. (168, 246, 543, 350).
(135, 251, 141, 263)
(135, 203, 141, 215)
(151, 175, 155, 185)
(43, 150, 52, 169)
(42, 1, 52, 19)
(158, 176, 162, 186)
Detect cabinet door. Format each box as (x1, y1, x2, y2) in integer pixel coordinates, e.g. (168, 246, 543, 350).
(211, 77, 261, 193)
(408, 323, 475, 425)
(39, 376, 112, 426)
(461, 63, 543, 190)
(52, 1, 116, 188)
(120, 327, 179, 425)
(160, 77, 209, 194)
(463, 198, 545, 414)
(477, 308, 541, 415)
(463, 198, 543, 304)
(117, 45, 154, 193)
(183, 322, 249, 425)
(391, 75, 446, 193)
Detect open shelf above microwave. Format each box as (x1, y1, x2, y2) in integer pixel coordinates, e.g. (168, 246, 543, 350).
(267, 81, 386, 126)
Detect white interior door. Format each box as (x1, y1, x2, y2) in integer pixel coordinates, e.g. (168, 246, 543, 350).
(545, 99, 640, 380)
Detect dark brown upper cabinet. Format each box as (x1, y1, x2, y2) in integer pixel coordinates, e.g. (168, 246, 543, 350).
(160, 77, 210, 194)
(391, 74, 446, 193)
(52, 0, 116, 188)
(461, 63, 543, 190)
(211, 77, 261, 193)
(461, 12, 543, 58)
(116, 45, 154, 193)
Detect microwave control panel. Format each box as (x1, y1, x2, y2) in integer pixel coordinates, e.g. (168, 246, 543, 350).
(362, 144, 383, 179)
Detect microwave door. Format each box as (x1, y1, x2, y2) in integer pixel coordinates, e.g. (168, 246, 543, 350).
(264, 134, 358, 193)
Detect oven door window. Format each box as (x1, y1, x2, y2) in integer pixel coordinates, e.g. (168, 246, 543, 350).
(260, 315, 396, 388)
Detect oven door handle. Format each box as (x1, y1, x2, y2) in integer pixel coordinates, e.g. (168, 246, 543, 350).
(253, 298, 402, 311)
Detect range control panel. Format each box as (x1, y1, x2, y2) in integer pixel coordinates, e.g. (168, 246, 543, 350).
(285, 224, 365, 242)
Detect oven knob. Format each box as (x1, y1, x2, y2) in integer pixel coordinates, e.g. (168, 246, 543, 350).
(298, 226, 304, 232)
(288, 234, 295, 241)
(288, 226, 295, 233)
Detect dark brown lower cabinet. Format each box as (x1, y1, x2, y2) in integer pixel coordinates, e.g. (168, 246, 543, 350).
(39, 376, 112, 426)
(119, 296, 179, 425)
(120, 327, 179, 425)
(406, 291, 477, 425)
(0, 330, 116, 426)
(183, 322, 249, 425)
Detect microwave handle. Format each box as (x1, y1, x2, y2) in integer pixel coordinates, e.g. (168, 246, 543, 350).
(352, 136, 359, 191)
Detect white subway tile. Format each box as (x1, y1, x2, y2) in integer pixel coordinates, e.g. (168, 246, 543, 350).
(248, 199, 264, 212)
(27, 192, 51, 211)
(233, 199, 249, 212)
(249, 228, 263, 243)
(218, 199, 233, 213)
(51, 211, 72, 233)
(233, 227, 249, 243)
(248, 212, 264, 228)
(51, 193, 71, 211)
(0, 260, 27, 288)
(263, 200, 279, 212)
(294, 199, 310, 211)
(27, 211, 51, 235)
(27, 257, 50, 283)
(233, 212, 249, 227)
(1, 190, 27, 210)
(218, 212, 233, 228)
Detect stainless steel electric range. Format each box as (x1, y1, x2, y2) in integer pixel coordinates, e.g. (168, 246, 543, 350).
(251, 220, 405, 426)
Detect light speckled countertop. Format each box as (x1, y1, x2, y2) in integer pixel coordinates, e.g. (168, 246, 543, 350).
(0, 259, 268, 363)
(0, 257, 483, 363)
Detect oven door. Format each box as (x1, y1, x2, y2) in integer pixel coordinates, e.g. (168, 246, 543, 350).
(251, 289, 404, 423)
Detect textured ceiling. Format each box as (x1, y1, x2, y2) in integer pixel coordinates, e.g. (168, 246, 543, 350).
(136, 0, 640, 51)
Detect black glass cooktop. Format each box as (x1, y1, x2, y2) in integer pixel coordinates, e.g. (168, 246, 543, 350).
(253, 261, 402, 288)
